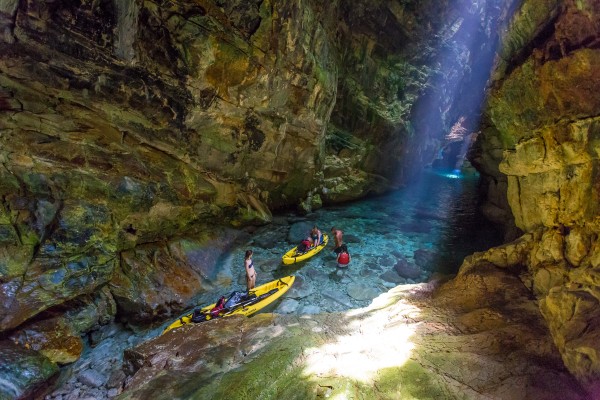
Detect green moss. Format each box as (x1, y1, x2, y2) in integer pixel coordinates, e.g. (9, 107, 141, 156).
(488, 59, 539, 147)
(205, 41, 250, 92)
(278, 169, 315, 201)
(499, 0, 560, 65)
(200, 125, 238, 154)
(0, 168, 19, 195)
(368, 361, 450, 399)
(325, 125, 362, 152)
(189, 335, 318, 399)
(0, 245, 36, 279)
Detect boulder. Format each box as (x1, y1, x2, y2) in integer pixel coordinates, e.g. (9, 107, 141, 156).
(0, 341, 59, 399)
(346, 282, 380, 301)
(394, 259, 422, 279)
(9, 316, 83, 365)
(287, 222, 313, 244)
(379, 269, 405, 284)
(109, 242, 203, 324)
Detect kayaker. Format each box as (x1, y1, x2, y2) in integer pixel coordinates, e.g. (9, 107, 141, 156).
(311, 226, 323, 246)
(244, 250, 256, 291)
(337, 244, 350, 268)
(331, 227, 344, 254)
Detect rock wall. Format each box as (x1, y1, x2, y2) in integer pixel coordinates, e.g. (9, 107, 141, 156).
(0, 0, 473, 395)
(470, 0, 600, 389)
(0, 2, 342, 393)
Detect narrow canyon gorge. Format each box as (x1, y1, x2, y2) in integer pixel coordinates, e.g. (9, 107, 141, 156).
(1, 0, 600, 399)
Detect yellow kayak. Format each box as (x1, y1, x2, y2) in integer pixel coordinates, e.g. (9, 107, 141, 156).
(282, 234, 329, 265)
(162, 275, 295, 334)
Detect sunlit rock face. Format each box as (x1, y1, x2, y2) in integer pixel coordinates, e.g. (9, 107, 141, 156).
(471, 0, 600, 388)
(118, 280, 585, 399)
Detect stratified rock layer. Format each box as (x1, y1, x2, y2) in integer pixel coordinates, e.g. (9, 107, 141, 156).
(471, 0, 600, 389)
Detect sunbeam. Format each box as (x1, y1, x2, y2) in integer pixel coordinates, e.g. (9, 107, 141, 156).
(302, 287, 421, 383)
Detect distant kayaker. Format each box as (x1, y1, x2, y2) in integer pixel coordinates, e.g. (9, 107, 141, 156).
(311, 226, 323, 246)
(244, 250, 256, 291)
(331, 227, 344, 254)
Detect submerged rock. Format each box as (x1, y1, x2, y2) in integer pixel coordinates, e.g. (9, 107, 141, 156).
(379, 269, 405, 284)
(346, 282, 380, 301)
(286, 275, 314, 299)
(394, 258, 421, 279)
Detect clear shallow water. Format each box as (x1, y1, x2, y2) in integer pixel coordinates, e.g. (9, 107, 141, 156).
(186, 168, 504, 318)
(47, 169, 505, 400)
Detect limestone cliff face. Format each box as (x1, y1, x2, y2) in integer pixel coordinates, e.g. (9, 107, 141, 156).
(0, 0, 467, 382)
(470, 0, 600, 388)
(0, 0, 345, 349)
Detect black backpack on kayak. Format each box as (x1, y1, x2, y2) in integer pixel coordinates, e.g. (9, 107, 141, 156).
(224, 291, 257, 310)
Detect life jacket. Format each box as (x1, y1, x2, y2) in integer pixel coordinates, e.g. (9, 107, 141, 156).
(210, 296, 226, 316)
(297, 239, 312, 253)
(338, 251, 350, 265)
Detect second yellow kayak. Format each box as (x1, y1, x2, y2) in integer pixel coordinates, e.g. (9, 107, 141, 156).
(281, 234, 329, 265)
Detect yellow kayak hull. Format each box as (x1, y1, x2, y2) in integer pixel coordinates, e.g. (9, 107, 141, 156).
(162, 275, 295, 334)
(281, 234, 329, 265)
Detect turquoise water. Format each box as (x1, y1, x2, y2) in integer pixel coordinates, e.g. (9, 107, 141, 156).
(47, 169, 505, 400)
(194, 168, 504, 316)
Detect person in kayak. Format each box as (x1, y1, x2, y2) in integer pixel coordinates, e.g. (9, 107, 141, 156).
(337, 244, 350, 268)
(311, 226, 323, 246)
(244, 250, 256, 291)
(331, 226, 344, 254)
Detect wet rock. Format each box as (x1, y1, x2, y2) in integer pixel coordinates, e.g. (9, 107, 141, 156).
(277, 299, 299, 314)
(346, 283, 380, 301)
(251, 225, 286, 248)
(119, 268, 587, 400)
(64, 388, 81, 400)
(299, 305, 321, 314)
(304, 267, 328, 281)
(78, 369, 107, 388)
(366, 260, 382, 270)
(9, 316, 83, 364)
(344, 234, 361, 243)
(89, 323, 121, 347)
(413, 249, 437, 269)
(176, 231, 244, 279)
(358, 268, 375, 279)
(258, 258, 280, 273)
(0, 341, 59, 399)
(286, 275, 314, 299)
(394, 259, 421, 279)
(377, 255, 396, 267)
(379, 269, 405, 284)
(109, 242, 203, 324)
(287, 222, 313, 244)
(0, 248, 117, 332)
(65, 287, 118, 335)
(107, 368, 127, 389)
(322, 291, 353, 308)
